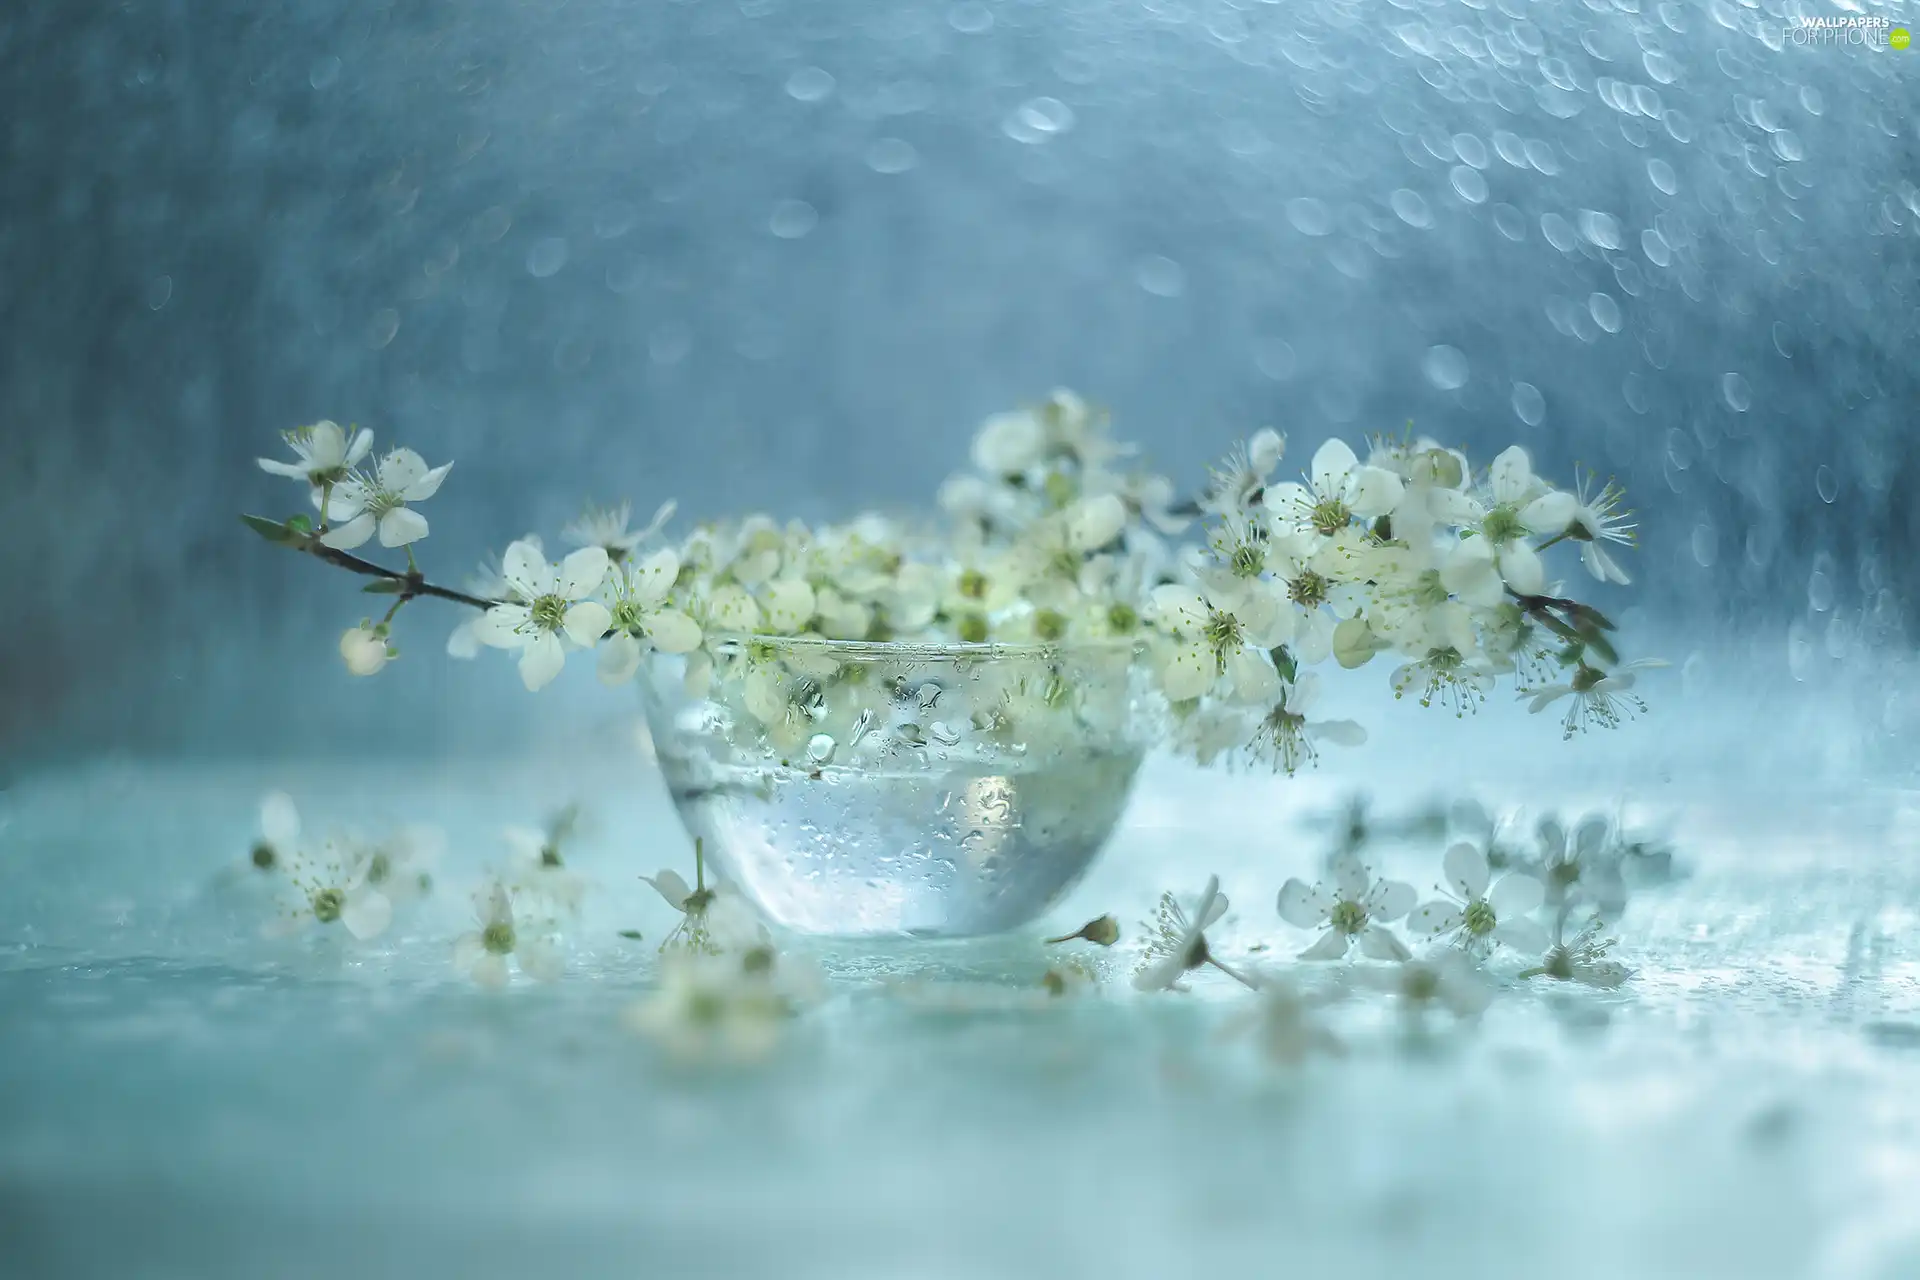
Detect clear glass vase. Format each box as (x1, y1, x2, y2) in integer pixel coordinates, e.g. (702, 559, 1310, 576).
(638, 636, 1149, 937)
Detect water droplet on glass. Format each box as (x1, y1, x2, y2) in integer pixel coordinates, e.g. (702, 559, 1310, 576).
(1643, 49, 1678, 84)
(1691, 523, 1718, 567)
(1254, 338, 1297, 381)
(1422, 345, 1469, 390)
(1578, 209, 1622, 250)
(1511, 381, 1545, 425)
(847, 708, 875, 747)
(1493, 131, 1528, 167)
(1285, 197, 1331, 237)
(1541, 212, 1575, 252)
(1770, 130, 1804, 163)
(785, 67, 835, 102)
(1390, 188, 1432, 228)
(1522, 138, 1560, 175)
(806, 734, 836, 765)
(145, 275, 172, 310)
(929, 722, 961, 747)
(1451, 132, 1489, 169)
(1807, 571, 1834, 614)
(769, 199, 817, 239)
(359, 309, 396, 350)
(1589, 292, 1622, 333)
(1449, 166, 1488, 204)
(309, 55, 342, 90)
(469, 205, 512, 244)
(1135, 256, 1186, 298)
(1720, 372, 1751, 412)
(1492, 203, 1526, 240)
(1003, 97, 1074, 143)
(1641, 228, 1672, 267)
(948, 1, 992, 33)
(866, 138, 918, 173)
(526, 238, 568, 277)
(1647, 158, 1678, 194)
(1816, 465, 1838, 503)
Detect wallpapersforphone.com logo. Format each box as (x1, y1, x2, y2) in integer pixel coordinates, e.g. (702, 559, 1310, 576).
(1783, 15, 1910, 49)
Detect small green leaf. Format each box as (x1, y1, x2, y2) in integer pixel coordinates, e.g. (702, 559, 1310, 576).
(241, 514, 291, 543)
(1581, 628, 1619, 667)
(286, 514, 314, 535)
(362, 579, 404, 594)
(617, 929, 644, 941)
(1270, 645, 1298, 684)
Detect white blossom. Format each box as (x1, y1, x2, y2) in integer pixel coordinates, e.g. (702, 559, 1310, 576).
(1277, 854, 1416, 960)
(564, 498, 675, 562)
(1519, 911, 1632, 988)
(1528, 660, 1662, 738)
(1264, 438, 1404, 540)
(1132, 876, 1253, 991)
(257, 420, 373, 488)
(317, 448, 452, 551)
(626, 946, 815, 1062)
(1409, 842, 1548, 955)
(453, 880, 563, 989)
(1244, 672, 1368, 775)
(267, 834, 393, 941)
(338, 623, 394, 677)
(1361, 951, 1495, 1019)
(472, 542, 612, 691)
(597, 549, 703, 686)
(1521, 467, 1636, 585)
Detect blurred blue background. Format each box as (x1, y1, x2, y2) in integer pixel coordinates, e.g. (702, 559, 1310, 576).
(2, 0, 1915, 761)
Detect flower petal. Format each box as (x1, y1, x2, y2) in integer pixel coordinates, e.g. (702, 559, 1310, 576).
(1347, 466, 1403, 519)
(1368, 879, 1417, 921)
(1443, 841, 1491, 900)
(629, 549, 679, 606)
(519, 936, 564, 983)
(260, 792, 301, 847)
(1520, 490, 1577, 534)
(502, 540, 552, 600)
(1298, 930, 1349, 961)
(344, 427, 375, 467)
(560, 546, 611, 600)
(342, 889, 393, 941)
(446, 618, 481, 659)
(1489, 872, 1544, 917)
(377, 448, 429, 493)
(1277, 878, 1333, 928)
(1490, 445, 1535, 505)
(562, 600, 611, 648)
(258, 458, 308, 479)
(1408, 901, 1463, 938)
(318, 511, 376, 550)
(597, 632, 643, 686)
(402, 461, 452, 502)
(1331, 855, 1371, 902)
(518, 633, 566, 691)
(474, 605, 532, 649)
(1194, 876, 1227, 930)
(1262, 481, 1314, 525)
(644, 609, 702, 654)
(1310, 438, 1358, 495)
(1158, 639, 1217, 703)
(646, 870, 692, 911)
(1499, 541, 1544, 595)
(1357, 925, 1411, 962)
(377, 505, 429, 547)
(1493, 917, 1550, 954)
(472, 953, 510, 989)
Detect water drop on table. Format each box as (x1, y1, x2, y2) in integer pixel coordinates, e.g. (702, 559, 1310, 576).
(807, 734, 836, 765)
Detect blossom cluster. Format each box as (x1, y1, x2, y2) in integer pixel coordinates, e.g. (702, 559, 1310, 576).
(250, 393, 1653, 772)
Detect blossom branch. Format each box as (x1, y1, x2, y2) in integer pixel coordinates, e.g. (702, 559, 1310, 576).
(241, 514, 499, 610)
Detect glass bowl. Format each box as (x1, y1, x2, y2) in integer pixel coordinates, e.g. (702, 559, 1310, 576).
(637, 635, 1149, 937)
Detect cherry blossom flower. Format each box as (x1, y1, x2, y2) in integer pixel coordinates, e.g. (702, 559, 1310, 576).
(1519, 911, 1632, 988)
(626, 946, 817, 1062)
(502, 809, 589, 918)
(453, 880, 563, 989)
(646, 840, 764, 954)
(338, 623, 394, 676)
(473, 542, 612, 691)
(317, 448, 452, 550)
(1528, 660, 1663, 738)
(268, 836, 393, 941)
(597, 549, 703, 686)
(1277, 854, 1417, 960)
(1203, 428, 1285, 515)
(1132, 876, 1255, 991)
(1264, 438, 1404, 540)
(1409, 842, 1549, 955)
(1230, 972, 1345, 1065)
(564, 498, 675, 563)
(1361, 951, 1495, 1019)
(257, 420, 373, 488)
(1521, 467, 1637, 585)
(1244, 671, 1368, 775)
